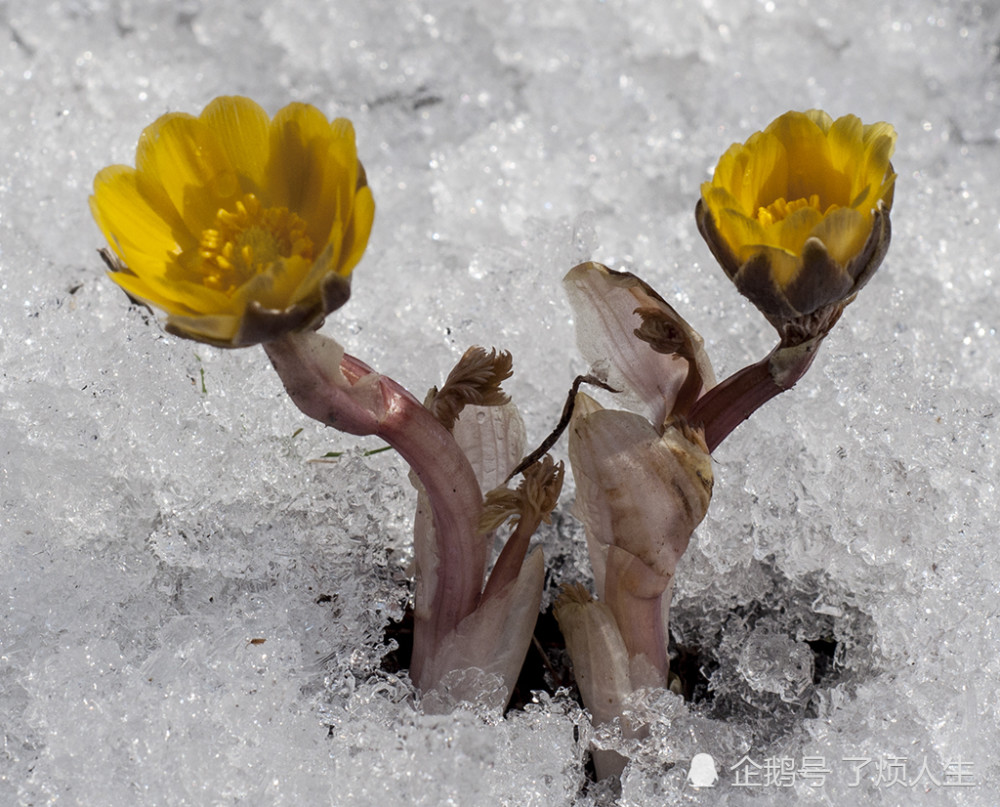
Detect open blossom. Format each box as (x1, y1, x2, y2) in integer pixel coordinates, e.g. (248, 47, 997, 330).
(696, 110, 896, 331)
(90, 96, 375, 347)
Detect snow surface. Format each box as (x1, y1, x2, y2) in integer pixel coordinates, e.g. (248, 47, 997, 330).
(2, 0, 1000, 804)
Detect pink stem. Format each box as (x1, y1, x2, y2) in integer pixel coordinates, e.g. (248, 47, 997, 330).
(612, 590, 669, 683)
(602, 547, 673, 685)
(263, 332, 486, 688)
(479, 515, 538, 605)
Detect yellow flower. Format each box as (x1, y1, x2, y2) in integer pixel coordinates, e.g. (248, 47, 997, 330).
(90, 96, 375, 347)
(696, 110, 895, 331)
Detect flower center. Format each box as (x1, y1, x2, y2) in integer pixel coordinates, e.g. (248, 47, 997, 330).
(197, 194, 314, 294)
(755, 193, 837, 228)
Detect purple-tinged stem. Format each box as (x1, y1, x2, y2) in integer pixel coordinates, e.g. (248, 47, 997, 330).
(688, 335, 826, 452)
(479, 514, 538, 606)
(263, 332, 486, 688)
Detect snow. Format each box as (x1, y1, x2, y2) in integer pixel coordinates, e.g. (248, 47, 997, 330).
(2, 0, 1000, 804)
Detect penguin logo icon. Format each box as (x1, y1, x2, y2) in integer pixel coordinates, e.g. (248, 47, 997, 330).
(686, 753, 718, 788)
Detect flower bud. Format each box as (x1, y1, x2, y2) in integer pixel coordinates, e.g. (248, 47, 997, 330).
(697, 110, 896, 339)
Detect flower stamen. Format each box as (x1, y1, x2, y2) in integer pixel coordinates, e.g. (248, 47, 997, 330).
(755, 193, 837, 228)
(198, 194, 314, 294)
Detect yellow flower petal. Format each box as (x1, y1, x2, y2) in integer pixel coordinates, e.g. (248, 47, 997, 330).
(289, 233, 340, 307)
(803, 109, 834, 132)
(164, 312, 242, 344)
(299, 119, 361, 253)
(135, 112, 241, 237)
(339, 184, 375, 276)
(773, 203, 824, 253)
(717, 207, 768, 259)
(809, 206, 870, 266)
(712, 141, 755, 212)
(743, 131, 789, 213)
(198, 96, 271, 197)
(827, 114, 866, 198)
(110, 267, 235, 317)
(91, 164, 180, 267)
(699, 183, 742, 220)
(231, 256, 305, 311)
(862, 130, 896, 195)
(268, 104, 342, 206)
